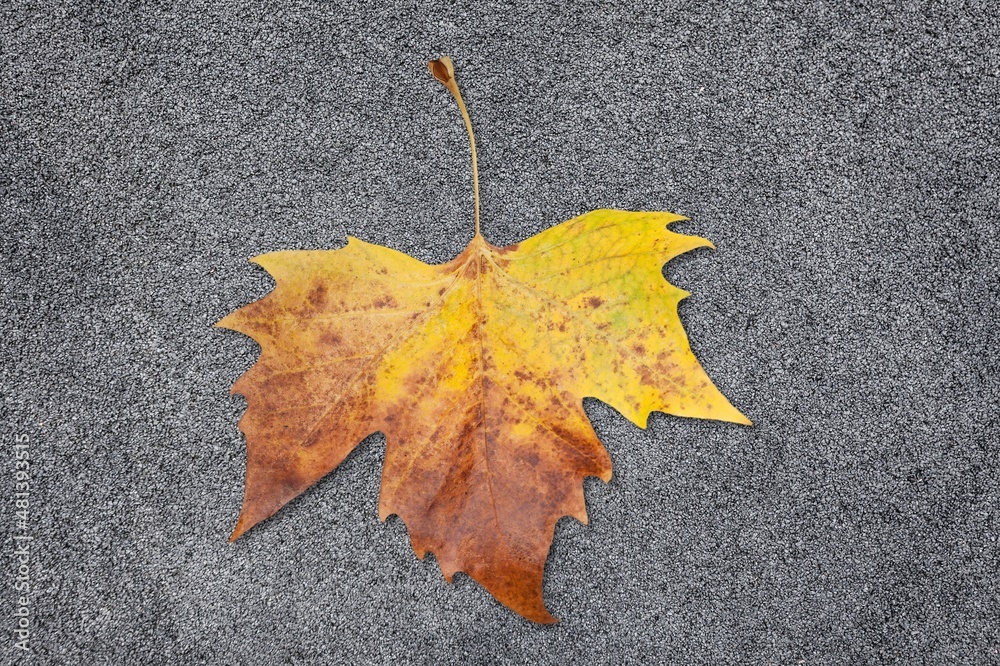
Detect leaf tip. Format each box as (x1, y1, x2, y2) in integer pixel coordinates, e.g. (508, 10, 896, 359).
(712, 402, 753, 427)
(229, 505, 265, 542)
(228, 523, 247, 543)
(529, 609, 559, 625)
(214, 313, 236, 331)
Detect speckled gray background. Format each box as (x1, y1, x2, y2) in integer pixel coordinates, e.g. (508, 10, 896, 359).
(2, 1, 999, 664)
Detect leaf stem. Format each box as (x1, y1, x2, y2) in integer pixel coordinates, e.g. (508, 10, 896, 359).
(429, 57, 481, 239)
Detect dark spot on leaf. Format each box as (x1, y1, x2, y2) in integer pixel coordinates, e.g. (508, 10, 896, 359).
(319, 332, 343, 347)
(307, 283, 328, 307)
(550, 424, 576, 443)
(586, 296, 604, 308)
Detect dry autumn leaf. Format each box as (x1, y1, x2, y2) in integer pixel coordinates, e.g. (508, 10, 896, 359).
(218, 56, 750, 623)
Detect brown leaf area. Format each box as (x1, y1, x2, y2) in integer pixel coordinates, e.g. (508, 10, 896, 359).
(217, 210, 750, 622)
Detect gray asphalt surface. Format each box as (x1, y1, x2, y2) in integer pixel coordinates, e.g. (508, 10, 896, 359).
(2, 1, 999, 664)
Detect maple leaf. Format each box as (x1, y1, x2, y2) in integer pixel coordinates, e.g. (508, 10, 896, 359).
(217, 57, 750, 623)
